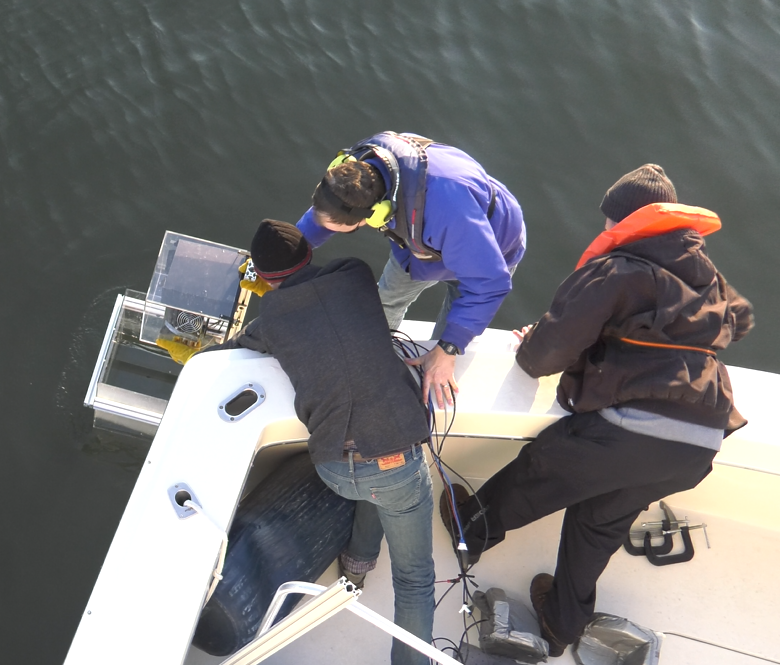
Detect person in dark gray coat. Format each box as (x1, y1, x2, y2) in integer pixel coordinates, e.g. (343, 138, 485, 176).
(208, 219, 434, 665)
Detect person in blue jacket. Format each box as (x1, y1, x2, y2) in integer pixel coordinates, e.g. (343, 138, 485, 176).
(296, 131, 526, 408)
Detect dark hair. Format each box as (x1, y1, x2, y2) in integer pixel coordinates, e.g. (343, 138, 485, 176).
(312, 161, 386, 226)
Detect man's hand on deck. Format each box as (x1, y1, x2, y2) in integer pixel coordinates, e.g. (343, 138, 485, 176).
(511, 325, 534, 352)
(406, 345, 459, 409)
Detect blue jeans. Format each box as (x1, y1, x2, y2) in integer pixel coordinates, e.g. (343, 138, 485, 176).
(316, 445, 435, 665)
(378, 252, 460, 339)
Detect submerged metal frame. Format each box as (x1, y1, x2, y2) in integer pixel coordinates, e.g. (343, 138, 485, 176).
(84, 293, 126, 409)
(83, 293, 172, 434)
(219, 578, 462, 665)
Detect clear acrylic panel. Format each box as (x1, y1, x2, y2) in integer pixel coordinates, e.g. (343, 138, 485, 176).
(141, 232, 246, 345)
(146, 231, 245, 318)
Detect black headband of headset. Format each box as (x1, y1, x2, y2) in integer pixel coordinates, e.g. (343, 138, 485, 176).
(315, 177, 375, 220)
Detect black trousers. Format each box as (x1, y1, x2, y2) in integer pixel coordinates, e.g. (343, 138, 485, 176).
(460, 411, 717, 644)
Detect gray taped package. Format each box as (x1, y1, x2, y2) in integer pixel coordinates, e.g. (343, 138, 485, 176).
(472, 587, 548, 663)
(573, 613, 663, 665)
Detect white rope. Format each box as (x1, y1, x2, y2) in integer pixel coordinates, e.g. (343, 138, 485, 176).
(662, 632, 780, 664)
(184, 499, 229, 605)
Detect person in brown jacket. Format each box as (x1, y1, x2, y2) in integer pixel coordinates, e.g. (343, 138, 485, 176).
(442, 164, 754, 657)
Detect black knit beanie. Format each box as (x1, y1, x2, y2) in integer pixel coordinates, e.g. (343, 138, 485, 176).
(600, 164, 678, 223)
(250, 219, 312, 282)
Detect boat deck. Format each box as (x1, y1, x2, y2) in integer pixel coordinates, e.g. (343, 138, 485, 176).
(184, 328, 780, 665)
(185, 436, 780, 665)
(68, 322, 780, 665)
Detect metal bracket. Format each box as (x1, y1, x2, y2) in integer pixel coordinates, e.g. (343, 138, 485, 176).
(218, 578, 462, 665)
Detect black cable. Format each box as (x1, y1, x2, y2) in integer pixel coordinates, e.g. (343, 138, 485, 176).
(435, 456, 491, 562)
(391, 330, 489, 661)
(431, 636, 465, 662)
(434, 572, 476, 611)
(434, 578, 460, 611)
(458, 619, 488, 662)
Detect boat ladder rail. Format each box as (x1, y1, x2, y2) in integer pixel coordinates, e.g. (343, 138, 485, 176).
(218, 577, 461, 665)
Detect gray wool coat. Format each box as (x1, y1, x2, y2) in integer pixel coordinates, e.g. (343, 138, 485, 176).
(207, 258, 430, 464)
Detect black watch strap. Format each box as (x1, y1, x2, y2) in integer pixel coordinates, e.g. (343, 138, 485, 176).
(437, 339, 459, 356)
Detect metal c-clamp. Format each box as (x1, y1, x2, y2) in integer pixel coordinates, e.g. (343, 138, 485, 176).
(623, 501, 709, 566)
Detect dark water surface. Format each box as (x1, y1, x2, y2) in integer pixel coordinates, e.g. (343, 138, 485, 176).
(2, 0, 779, 661)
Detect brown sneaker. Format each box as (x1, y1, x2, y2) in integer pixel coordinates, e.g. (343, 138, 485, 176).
(439, 484, 481, 566)
(530, 573, 568, 658)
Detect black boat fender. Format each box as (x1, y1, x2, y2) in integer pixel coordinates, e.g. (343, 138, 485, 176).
(192, 452, 356, 656)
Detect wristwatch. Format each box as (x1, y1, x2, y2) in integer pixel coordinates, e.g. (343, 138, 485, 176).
(436, 339, 460, 356)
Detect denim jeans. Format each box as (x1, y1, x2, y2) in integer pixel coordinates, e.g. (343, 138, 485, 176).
(377, 252, 460, 339)
(316, 445, 435, 665)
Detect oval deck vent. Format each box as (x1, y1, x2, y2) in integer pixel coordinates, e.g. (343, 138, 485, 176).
(218, 383, 266, 422)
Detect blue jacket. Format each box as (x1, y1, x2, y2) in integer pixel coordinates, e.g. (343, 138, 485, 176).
(297, 136, 526, 351)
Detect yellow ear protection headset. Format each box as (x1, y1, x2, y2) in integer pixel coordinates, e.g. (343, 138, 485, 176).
(322, 153, 394, 228)
(364, 200, 394, 228)
(327, 151, 355, 170)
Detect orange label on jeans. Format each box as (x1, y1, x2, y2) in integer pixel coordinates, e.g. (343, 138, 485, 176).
(377, 453, 406, 471)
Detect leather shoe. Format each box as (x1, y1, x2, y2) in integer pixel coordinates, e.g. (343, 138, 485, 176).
(338, 558, 366, 590)
(530, 573, 568, 658)
(439, 484, 481, 566)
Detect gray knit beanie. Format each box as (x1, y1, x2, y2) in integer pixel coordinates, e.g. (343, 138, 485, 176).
(600, 164, 678, 223)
